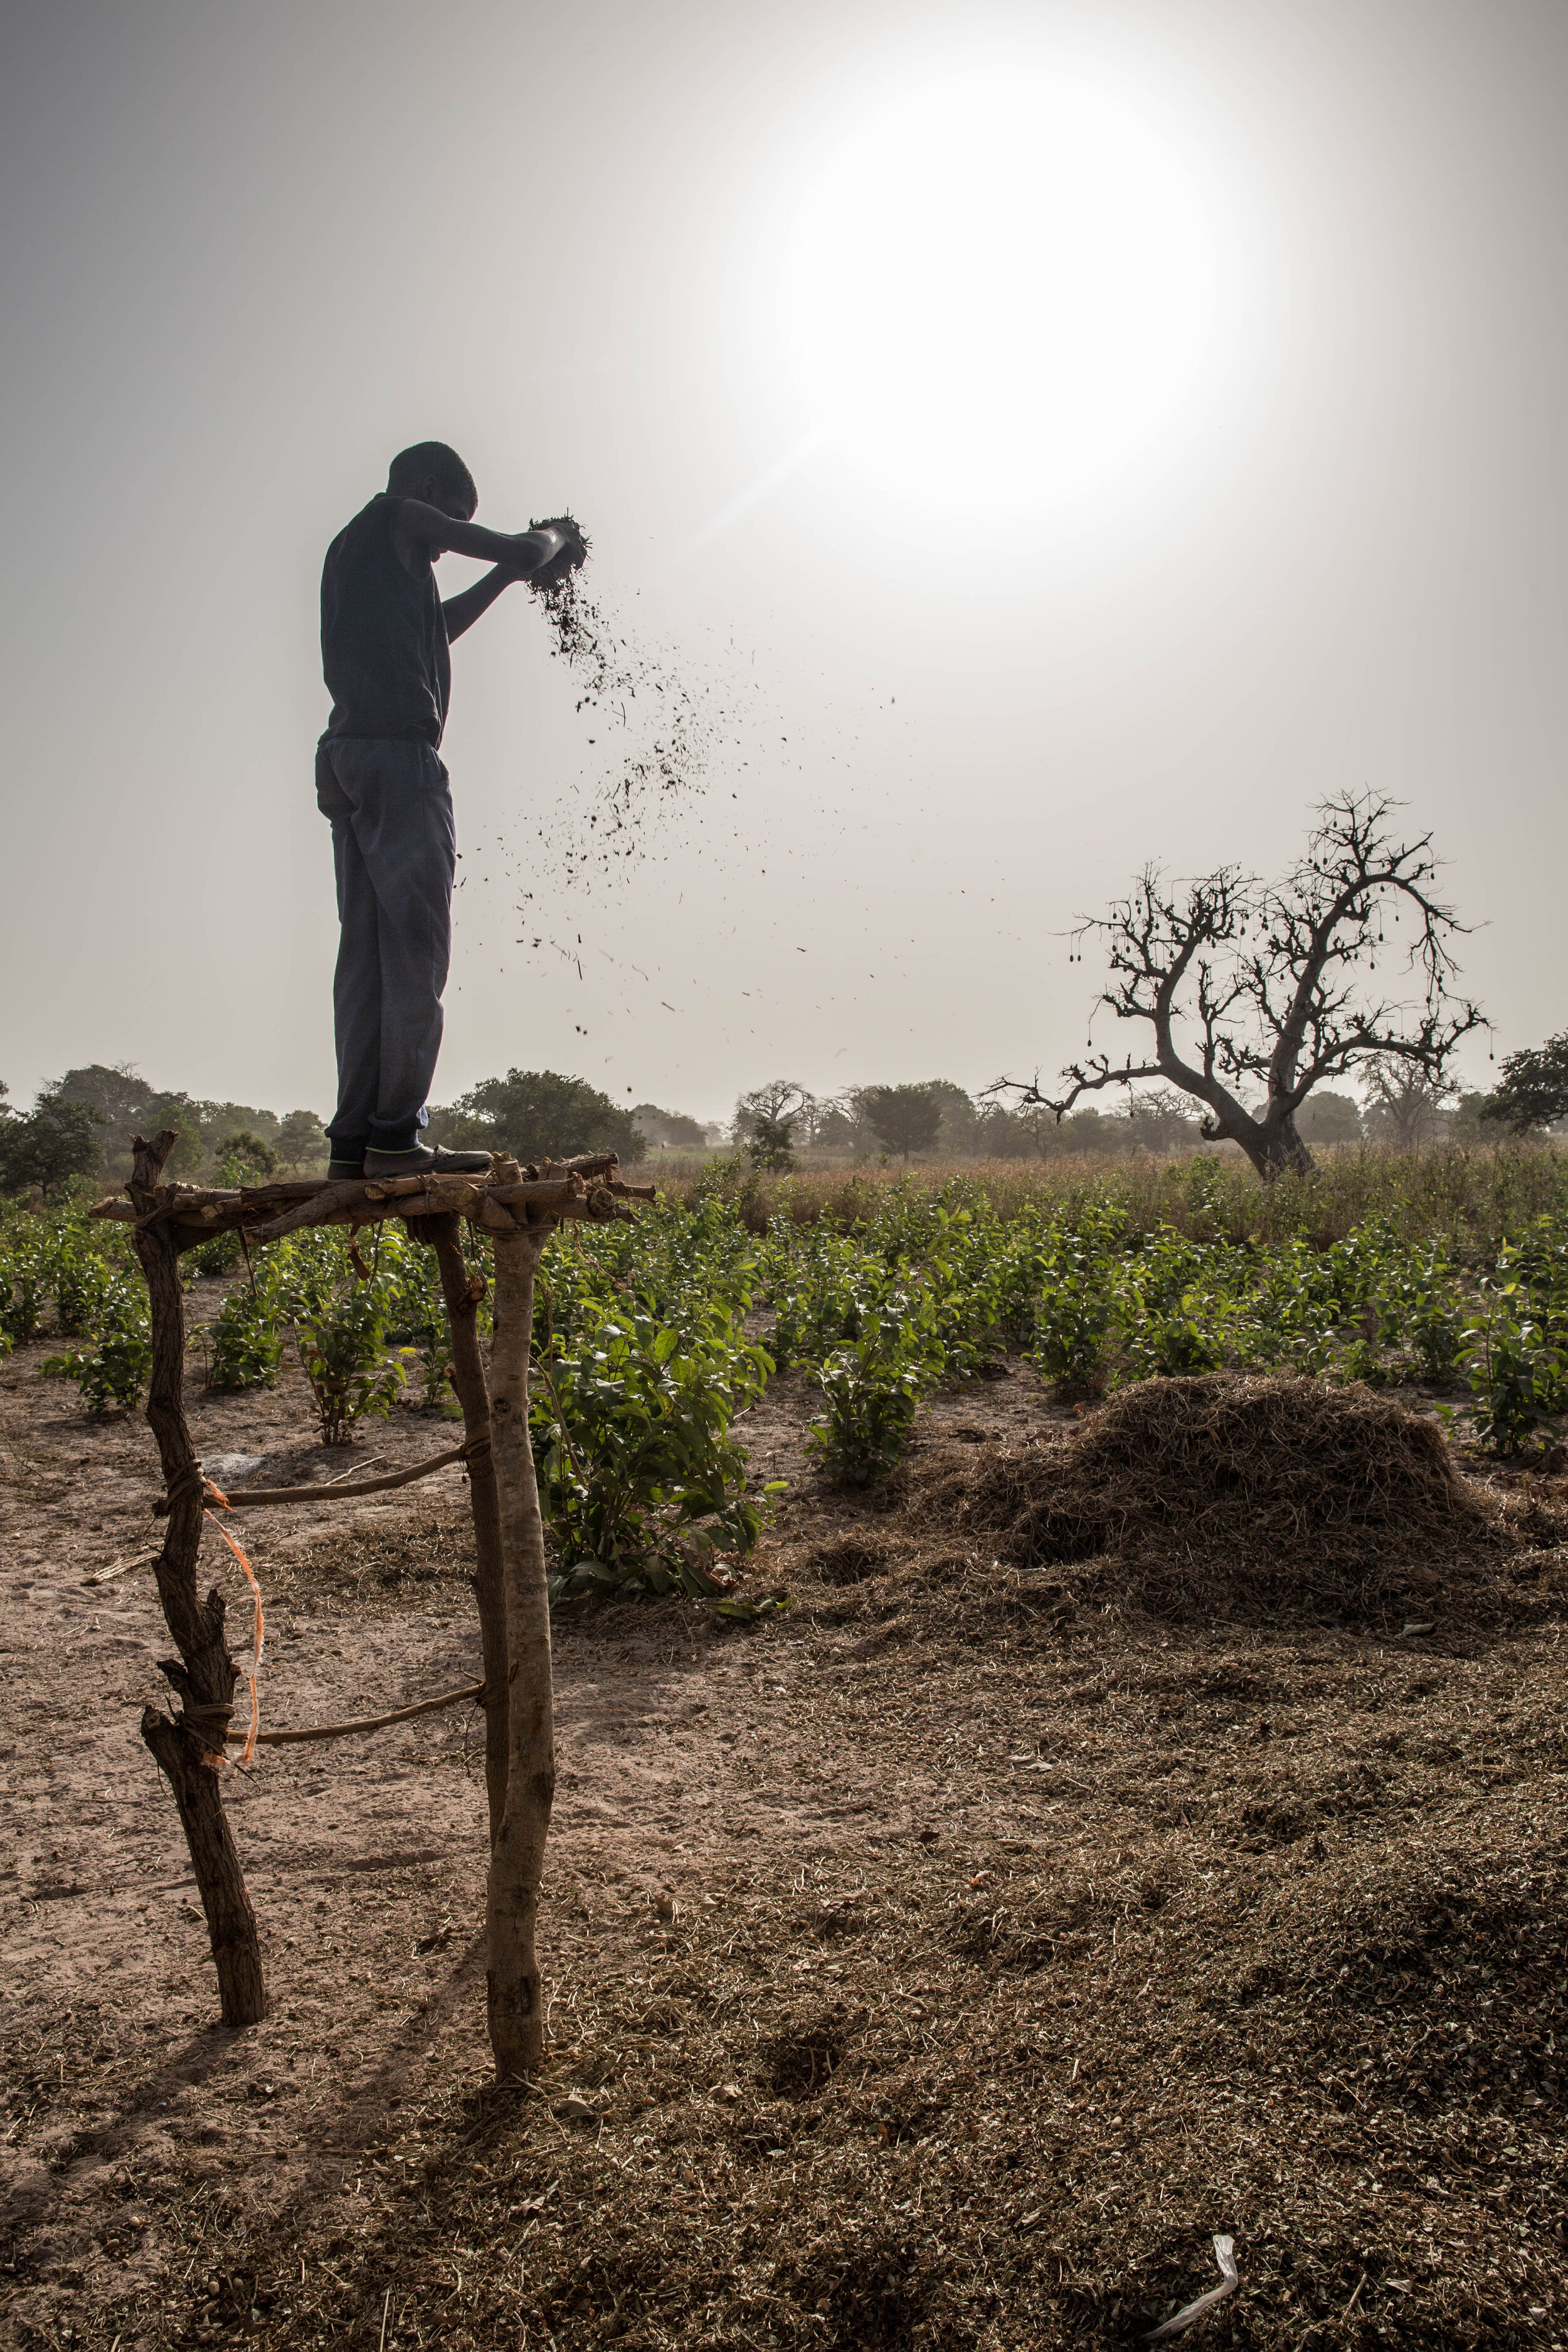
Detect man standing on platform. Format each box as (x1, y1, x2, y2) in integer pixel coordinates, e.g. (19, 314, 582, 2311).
(315, 441, 584, 1179)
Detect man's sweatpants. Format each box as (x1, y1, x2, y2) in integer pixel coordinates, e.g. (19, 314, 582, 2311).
(316, 737, 456, 1158)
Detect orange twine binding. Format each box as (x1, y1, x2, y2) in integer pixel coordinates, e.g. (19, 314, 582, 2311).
(203, 1481, 264, 1764)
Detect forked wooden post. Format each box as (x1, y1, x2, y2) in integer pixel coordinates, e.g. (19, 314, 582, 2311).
(101, 1147, 652, 2060)
(417, 1211, 509, 1842)
(482, 1194, 557, 2077)
(129, 1132, 267, 2027)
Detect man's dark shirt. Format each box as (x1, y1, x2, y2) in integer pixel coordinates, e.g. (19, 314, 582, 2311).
(319, 495, 450, 748)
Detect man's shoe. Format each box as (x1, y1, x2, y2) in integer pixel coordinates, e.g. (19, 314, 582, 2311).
(326, 1158, 366, 1180)
(363, 1145, 495, 1179)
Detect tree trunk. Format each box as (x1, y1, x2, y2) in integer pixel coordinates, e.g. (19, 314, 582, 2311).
(418, 1213, 509, 1845)
(1251, 1113, 1315, 1181)
(1204, 1099, 1316, 1183)
(129, 1134, 267, 2028)
(483, 1217, 556, 2079)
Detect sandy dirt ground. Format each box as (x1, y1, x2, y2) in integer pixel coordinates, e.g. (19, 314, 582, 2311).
(1, 1278, 1565, 2349)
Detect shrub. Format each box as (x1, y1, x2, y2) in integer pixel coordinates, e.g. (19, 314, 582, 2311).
(1458, 1286, 1562, 1457)
(278, 1231, 411, 1443)
(48, 1231, 117, 1338)
(379, 1222, 484, 1415)
(806, 1283, 945, 1486)
(0, 1222, 48, 1347)
(202, 1277, 285, 1391)
(534, 1285, 775, 1595)
(296, 1293, 409, 1443)
(43, 1274, 152, 1411)
(1031, 1240, 1123, 1399)
(189, 1229, 246, 1276)
(1377, 1239, 1463, 1381)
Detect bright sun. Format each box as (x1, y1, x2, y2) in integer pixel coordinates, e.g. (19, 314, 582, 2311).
(780, 69, 1219, 503)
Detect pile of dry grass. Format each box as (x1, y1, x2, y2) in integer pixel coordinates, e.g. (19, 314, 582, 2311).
(899, 1372, 1521, 1628)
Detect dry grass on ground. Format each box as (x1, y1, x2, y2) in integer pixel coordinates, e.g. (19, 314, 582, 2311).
(891, 1373, 1555, 1633)
(3, 1364, 1567, 2350)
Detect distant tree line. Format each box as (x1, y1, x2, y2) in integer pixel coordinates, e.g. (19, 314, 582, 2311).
(0, 1065, 327, 1197)
(4, 1030, 1563, 1203)
(727, 1059, 1512, 1170)
(728, 1076, 1212, 1166)
(0, 1063, 719, 1199)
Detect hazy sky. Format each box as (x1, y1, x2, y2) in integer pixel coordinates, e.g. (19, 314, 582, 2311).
(2, 0, 1564, 1125)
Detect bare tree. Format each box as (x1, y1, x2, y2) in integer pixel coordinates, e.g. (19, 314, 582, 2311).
(733, 1080, 817, 1142)
(1125, 1085, 1204, 1153)
(1360, 1054, 1456, 1149)
(990, 795, 1484, 1182)
(733, 1079, 818, 1172)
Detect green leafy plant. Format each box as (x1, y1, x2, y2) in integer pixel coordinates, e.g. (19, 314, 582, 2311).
(0, 1223, 48, 1347)
(376, 1222, 479, 1414)
(1375, 1239, 1463, 1381)
(281, 1234, 411, 1444)
(43, 1274, 152, 1411)
(1241, 1237, 1342, 1374)
(1458, 1287, 1562, 1457)
(189, 1229, 245, 1276)
(1031, 1244, 1123, 1399)
(1126, 1290, 1230, 1379)
(48, 1233, 117, 1338)
(806, 1283, 945, 1486)
(533, 1287, 776, 1595)
(770, 1234, 882, 1366)
(201, 1277, 285, 1391)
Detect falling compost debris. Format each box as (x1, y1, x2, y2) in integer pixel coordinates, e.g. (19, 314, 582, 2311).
(522, 567, 740, 898)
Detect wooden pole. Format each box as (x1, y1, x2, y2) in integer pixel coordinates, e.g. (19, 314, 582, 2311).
(483, 1207, 556, 2078)
(129, 1133, 267, 2028)
(416, 1212, 511, 1846)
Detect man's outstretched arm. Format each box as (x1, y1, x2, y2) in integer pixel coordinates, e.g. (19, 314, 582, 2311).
(394, 504, 583, 639)
(395, 500, 575, 575)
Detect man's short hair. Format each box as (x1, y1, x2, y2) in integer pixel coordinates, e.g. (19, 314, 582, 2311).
(386, 441, 478, 511)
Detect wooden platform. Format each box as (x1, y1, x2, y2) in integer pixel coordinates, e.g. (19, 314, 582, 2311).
(90, 1151, 655, 1252)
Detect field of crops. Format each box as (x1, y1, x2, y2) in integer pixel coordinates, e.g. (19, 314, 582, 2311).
(6, 1147, 1568, 2350)
(6, 1144, 1568, 1589)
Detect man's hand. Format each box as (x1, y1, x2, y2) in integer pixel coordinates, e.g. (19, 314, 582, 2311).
(524, 513, 590, 593)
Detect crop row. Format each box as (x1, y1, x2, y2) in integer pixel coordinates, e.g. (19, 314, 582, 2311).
(4, 1167, 1565, 1601)
(758, 1173, 1568, 1471)
(0, 1192, 778, 1606)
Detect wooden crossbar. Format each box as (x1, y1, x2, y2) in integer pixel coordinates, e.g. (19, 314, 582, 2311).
(210, 1440, 484, 1508)
(226, 1681, 486, 1747)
